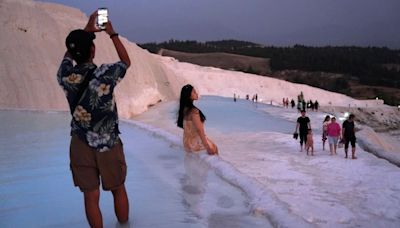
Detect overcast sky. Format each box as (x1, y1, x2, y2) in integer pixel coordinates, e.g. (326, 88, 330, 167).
(40, 0, 400, 49)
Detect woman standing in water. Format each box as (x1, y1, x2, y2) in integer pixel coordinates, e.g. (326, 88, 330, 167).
(177, 84, 218, 155)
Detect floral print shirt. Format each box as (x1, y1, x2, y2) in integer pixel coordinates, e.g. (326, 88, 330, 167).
(57, 57, 127, 152)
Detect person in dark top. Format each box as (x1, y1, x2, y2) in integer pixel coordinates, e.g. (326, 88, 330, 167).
(291, 99, 295, 108)
(314, 100, 319, 111)
(57, 12, 131, 227)
(342, 114, 357, 159)
(294, 110, 311, 152)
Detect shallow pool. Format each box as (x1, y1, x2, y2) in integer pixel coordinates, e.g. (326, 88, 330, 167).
(0, 110, 272, 227)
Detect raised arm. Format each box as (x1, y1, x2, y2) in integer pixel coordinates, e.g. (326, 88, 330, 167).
(57, 51, 74, 85)
(83, 11, 102, 33)
(82, 11, 130, 67)
(63, 51, 73, 60)
(105, 21, 131, 68)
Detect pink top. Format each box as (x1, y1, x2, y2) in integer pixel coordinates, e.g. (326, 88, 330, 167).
(326, 122, 341, 137)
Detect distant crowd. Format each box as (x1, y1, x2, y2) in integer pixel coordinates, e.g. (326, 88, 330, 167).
(233, 92, 320, 112)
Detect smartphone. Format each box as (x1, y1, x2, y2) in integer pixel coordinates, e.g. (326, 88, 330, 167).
(97, 8, 108, 30)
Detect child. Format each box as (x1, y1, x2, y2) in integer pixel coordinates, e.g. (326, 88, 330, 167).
(306, 129, 314, 156)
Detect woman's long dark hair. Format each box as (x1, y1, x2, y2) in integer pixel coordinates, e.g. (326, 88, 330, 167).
(323, 115, 330, 123)
(177, 84, 206, 128)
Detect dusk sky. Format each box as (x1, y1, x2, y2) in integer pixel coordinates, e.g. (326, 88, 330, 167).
(40, 0, 400, 48)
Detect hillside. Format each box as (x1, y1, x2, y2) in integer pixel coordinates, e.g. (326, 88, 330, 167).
(159, 49, 271, 75)
(141, 40, 400, 106)
(0, 0, 177, 117)
(1, 1, 400, 226)
(0, 0, 388, 119)
(272, 70, 400, 105)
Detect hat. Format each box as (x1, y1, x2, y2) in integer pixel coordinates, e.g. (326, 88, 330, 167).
(65, 29, 95, 62)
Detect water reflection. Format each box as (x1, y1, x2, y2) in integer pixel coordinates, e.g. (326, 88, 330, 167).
(181, 152, 210, 218)
(180, 152, 272, 228)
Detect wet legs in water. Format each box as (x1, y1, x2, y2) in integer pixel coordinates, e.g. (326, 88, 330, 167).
(112, 185, 129, 223)
(84, 189, 103, 228)
(83, 185, 129, 228)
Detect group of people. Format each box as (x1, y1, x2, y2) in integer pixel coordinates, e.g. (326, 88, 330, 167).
(296, 99, 319, 112)
(282, 98, 290, 108)
(57, 11, 361, 228)
(322, 114, 357, 159)
(57, 12, 219, 227)
(282, 97, 320, 112)
(233, 93, 259, 102)
(243, 94, 258, 102)
(307, 100, 319, 111)
(294, 110, 357, 158)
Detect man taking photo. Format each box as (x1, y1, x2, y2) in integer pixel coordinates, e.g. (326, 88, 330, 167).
(57, 11, 131, 228)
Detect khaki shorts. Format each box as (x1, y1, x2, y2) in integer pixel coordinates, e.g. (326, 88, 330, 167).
(70, 135, 127, 192)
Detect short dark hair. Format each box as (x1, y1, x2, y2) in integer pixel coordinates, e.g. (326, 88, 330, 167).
(65, 29, 95, 64)
(349, 114, 355, 119)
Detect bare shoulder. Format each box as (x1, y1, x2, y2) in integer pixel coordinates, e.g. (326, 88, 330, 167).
(188, 108, 201, 121)
(184, 107, 199, 121)
(190, 108, 200, 115)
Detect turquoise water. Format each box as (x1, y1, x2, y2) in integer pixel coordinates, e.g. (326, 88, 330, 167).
(0, 110, 272, 228)
(196, 96, 294, 134)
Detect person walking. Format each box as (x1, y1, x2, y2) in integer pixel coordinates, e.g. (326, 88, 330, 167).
(326, 117, 341, 155)
(294, 110, 311, 152)
(57, 12, 130, 227)
(297, 100, 303, 112)
(177, 84, 218, 155)
(342, 114, 357, 159)
(322, 115, 331, 151)
(314, 100, 319, 111)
